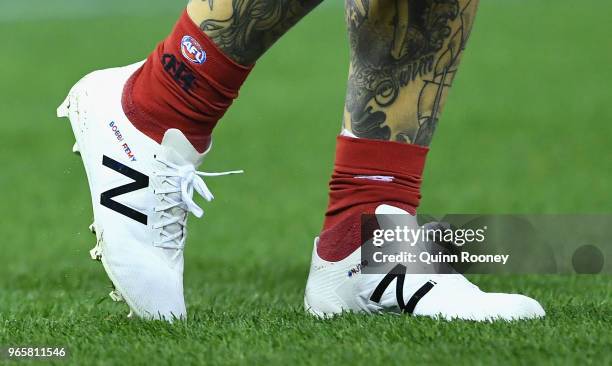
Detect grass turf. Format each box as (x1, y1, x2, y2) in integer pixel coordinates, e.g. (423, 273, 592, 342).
(1, 1, 611, 365)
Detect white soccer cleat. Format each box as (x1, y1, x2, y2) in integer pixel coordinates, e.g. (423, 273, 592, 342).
(304, 204, 545, 321)
(57, 62, 241, 321)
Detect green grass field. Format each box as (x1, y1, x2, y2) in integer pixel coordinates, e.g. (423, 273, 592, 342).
(1, 1, 611, 364)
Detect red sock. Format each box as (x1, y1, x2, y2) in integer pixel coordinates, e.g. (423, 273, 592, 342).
(122, 10, 253, 153)
(318, 136, 429, 261)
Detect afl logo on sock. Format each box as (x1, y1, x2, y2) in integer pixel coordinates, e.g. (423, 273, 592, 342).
(181, 35, 206, 64)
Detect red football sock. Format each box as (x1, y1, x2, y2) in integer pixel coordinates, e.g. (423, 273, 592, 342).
(122, 10, 253, 153)
(318, 136, 429, 261)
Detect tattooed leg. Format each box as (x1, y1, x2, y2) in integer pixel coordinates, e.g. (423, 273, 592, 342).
(344, 0, 480, 145)
(187, 0, 324, 65)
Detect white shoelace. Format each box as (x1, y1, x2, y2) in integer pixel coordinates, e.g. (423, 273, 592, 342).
(153, 156, 243, 250)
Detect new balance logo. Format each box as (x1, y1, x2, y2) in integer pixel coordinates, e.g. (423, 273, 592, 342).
(100, 156, 149, 225)
(369, 264, 436, 314)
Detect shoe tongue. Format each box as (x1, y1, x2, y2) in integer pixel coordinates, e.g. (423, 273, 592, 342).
(375, 204, 410, 215)
(160, 129, 208, 167)
(157, 129, 208, 254)
(375, 204, 417, 231)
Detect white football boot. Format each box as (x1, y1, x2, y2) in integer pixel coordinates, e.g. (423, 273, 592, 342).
(304, 204, 545, 321)
(57, 62, 241, 321)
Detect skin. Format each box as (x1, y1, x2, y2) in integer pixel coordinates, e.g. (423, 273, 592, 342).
(187, 0, 324, 65)
(187, 0, 479, 146)
(344, 0, 480, 145)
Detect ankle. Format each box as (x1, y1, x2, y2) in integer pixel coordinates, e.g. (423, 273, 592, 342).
(122, 10, 253, 152)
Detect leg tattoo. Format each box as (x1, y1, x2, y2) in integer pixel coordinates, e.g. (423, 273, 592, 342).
(344, 0, 480, 145)
(188, 0, 324, 65)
